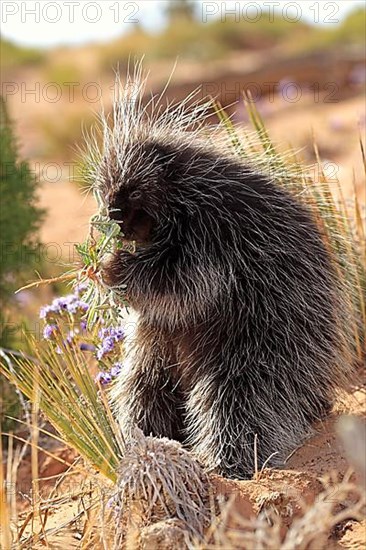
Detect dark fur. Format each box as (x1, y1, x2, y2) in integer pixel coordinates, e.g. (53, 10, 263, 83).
(102, 138, 351, 479)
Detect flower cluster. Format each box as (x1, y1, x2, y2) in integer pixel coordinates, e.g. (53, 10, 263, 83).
(96, 326, 125, 360)
(95, 363, 123, 385)
(43, 324, 58, 340)
(40, 289, 91, 354)
(40, 285, 91, 353)
(39, 287, 125, 386)
(40, 293, 89, 321)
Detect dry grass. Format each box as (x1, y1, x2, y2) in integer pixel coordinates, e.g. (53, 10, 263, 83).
(112, 429, 212, 547)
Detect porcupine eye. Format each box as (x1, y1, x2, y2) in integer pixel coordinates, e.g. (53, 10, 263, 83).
(129, 189, 142, 202)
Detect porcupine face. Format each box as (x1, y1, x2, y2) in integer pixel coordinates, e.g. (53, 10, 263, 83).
(107, 183, 154, 245)
(102, 139, 183, 245)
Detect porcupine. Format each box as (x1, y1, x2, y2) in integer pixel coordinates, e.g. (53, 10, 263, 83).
(95, 70, 353, 479)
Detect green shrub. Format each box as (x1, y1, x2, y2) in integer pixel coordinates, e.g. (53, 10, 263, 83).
(207, 14, 310, 51)
(0, 37, 44, 71)
(0, 97, 45, 314)
(286, 7, 366, 53)
(0, 97, 45, 431)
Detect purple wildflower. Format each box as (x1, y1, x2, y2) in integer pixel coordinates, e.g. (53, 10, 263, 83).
(96, 336, 116, 360)
(40, 305, 54, 319)
(43, 324, 57, 339)
(113, 327, 124, 341)
(74, 282, 89, 296)
(95, 326, 125, 360)
(51, 296, 70, 312)
(66, 302, 79, 315)
(39, 306, 47, 319)
(111, 363, 123, 377)
(98, 327, 107, 340)
(98, 326, 124, 341)
(40, 293, 90, 320)
(80, 343, 95, 352)
(95, 371, 112, 385)
(105, 336, 116, 350)
(96, 348, 104, 360)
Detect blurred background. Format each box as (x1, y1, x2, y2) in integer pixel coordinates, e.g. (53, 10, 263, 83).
(0, 1, 365, 421)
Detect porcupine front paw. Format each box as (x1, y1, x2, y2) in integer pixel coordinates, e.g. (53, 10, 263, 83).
(101, 249, 135, 288)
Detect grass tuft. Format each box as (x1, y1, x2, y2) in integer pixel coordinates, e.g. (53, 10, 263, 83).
(1, 335, 124, 482)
